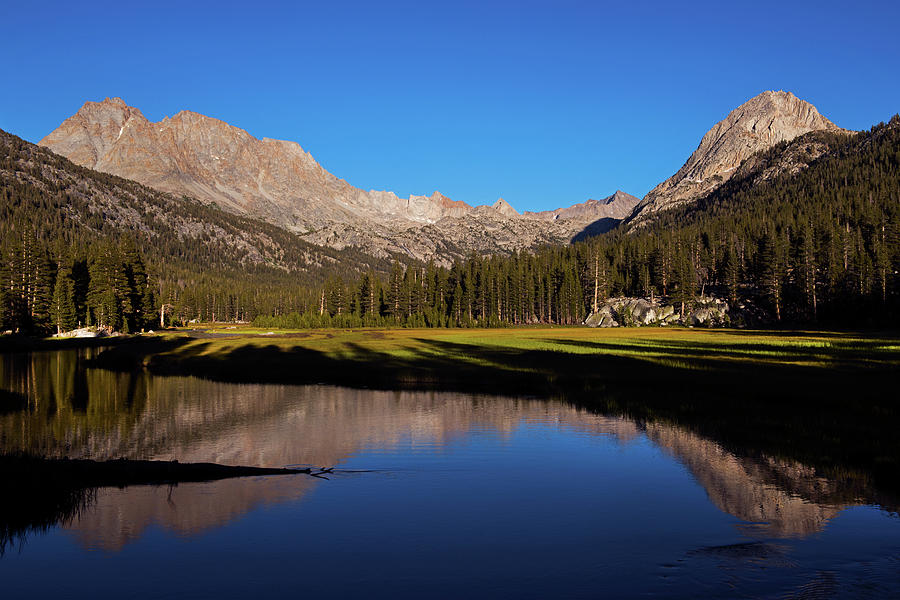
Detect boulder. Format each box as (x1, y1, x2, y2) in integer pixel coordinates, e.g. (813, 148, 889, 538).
(663, 311, 681, 324)
(619, 298, 656, 325)
(584, 305, 619, 328)
(54, 327, 101, 338)
(690, 308, 712, 325)
(597, 315, 620, 328)
(585, 295, 731, 328)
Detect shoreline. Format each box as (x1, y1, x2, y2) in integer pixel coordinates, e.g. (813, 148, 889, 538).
(3, 327, 899, 496)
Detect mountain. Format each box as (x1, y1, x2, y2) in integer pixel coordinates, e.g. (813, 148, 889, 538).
(300, 189, 640, 262)
(40, 98, 639, 262)
(0, 127, 395, 290)
(630, 91, 847, 224)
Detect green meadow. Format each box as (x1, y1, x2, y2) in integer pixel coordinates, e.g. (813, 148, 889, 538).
(127, 325, 900, 380)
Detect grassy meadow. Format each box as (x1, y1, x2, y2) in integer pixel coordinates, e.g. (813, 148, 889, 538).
(120, 325, 900, 382)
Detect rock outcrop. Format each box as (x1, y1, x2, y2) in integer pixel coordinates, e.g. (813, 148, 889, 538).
(40, 98, 639, 264)
(39, 97, 435, 230)
(630, 91, 847, 224)
(584, 296, 730, 327)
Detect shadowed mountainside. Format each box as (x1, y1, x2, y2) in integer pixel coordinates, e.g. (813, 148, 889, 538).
(0, 128, 396, 281)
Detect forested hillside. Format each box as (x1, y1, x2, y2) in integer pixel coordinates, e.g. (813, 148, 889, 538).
(0, 129, 401, 332)
(256, 116, 900, 329)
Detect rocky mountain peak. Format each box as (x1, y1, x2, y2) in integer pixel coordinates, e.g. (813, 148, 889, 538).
(39, 97, 640, 263)
(606, 190, 632, 205)
(630, 90, 846, 223)
(491, 197, 519, 217)
(40, 97, 148, 167)
(100, 96, 128, 107)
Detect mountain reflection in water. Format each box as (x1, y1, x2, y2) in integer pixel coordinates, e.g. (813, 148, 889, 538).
(0, 349, 889, 554)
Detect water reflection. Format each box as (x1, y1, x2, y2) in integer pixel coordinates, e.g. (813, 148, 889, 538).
(0, 349, 890, 552)
(646, 424, 843, 538)
(67, 478, 313, 552)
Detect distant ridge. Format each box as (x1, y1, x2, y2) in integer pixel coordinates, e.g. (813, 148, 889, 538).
(39, 98, 639, 263)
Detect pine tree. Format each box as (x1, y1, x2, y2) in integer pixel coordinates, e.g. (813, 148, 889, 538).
(795, 221, 818, 320)
(721, 237, 740, 306)
(757, 230, 784, 321)
(386, 261, 403, 321)
(51, 260, 77, 333)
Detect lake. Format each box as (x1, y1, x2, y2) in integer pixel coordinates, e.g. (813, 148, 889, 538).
(1, 348, 898, 598)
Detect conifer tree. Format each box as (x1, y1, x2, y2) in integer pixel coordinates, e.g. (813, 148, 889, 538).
(52, 260, 77, 333)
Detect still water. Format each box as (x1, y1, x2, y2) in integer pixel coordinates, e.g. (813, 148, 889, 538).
(0, 349, 898, 598)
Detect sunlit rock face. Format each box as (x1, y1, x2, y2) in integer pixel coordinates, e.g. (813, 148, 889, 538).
(523, 191, 639, 222)
(630, 91, 847, 224)
(39, 98, 639, 264)
(40, 98, 379, 228)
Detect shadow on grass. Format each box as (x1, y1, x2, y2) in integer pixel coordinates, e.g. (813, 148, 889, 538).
(546, 336, 900, 372)
(0, 333, 140, 354)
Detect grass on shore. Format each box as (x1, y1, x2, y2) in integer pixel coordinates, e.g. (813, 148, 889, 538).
(139, 325, 900, 376)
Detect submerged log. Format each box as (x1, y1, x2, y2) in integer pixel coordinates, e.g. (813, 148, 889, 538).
(0, 455, 319, 489)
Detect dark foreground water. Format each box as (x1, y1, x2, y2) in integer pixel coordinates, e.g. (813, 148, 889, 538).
(0, 350, 898, 599)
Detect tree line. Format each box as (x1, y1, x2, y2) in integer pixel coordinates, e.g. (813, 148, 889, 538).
(0, 234, 156, 334)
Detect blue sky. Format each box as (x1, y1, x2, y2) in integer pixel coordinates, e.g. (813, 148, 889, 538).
(1, 0, 897, 212)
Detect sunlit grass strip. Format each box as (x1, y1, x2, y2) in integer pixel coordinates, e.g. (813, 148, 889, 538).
(144, 327, 900, 377)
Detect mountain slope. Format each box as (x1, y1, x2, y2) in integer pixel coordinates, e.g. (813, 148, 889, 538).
(0, 128, 394, 281)
(630, 91, 848, 224)
(300, 189, 641, 261)
(39, 98, 639, 262)
(38, 98, 406, 229)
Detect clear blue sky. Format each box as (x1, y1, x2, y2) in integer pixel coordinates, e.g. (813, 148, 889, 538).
(1, 0, 897, 212)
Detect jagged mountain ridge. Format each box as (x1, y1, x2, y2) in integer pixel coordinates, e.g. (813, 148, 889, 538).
(40, 98, 640, 263)
(0, 128, 395, 281)
(630, 90, 848, 224)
